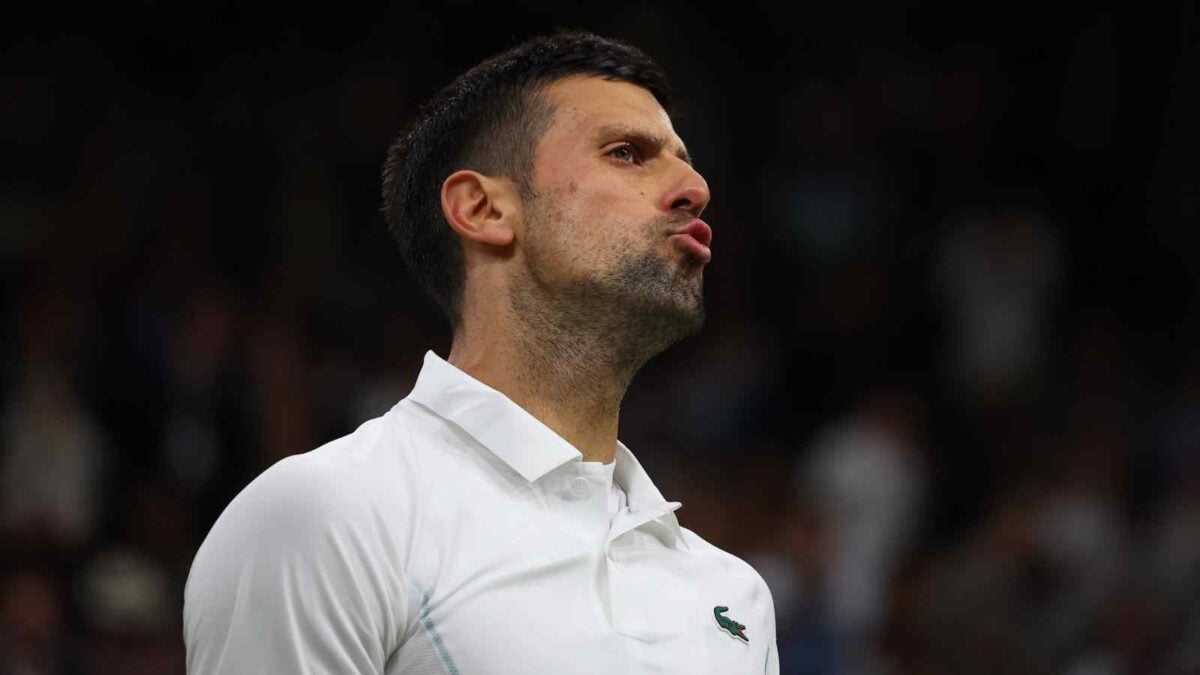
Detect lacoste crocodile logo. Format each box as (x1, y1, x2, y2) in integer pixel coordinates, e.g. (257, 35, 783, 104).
(713, 606, 748, 643)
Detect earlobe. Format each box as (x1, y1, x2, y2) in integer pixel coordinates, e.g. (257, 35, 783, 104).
(441, 170, 516, 247)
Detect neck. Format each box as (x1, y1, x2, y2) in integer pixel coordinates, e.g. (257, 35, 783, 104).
(449, 301, 666, 466)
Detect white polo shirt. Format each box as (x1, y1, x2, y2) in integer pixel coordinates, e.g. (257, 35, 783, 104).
(184, 350, 779, 674)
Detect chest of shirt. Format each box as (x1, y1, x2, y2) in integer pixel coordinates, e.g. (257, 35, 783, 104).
(394, 465, 768, 674)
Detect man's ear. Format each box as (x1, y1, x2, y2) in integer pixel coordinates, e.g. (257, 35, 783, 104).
(440, 170, 517, 247)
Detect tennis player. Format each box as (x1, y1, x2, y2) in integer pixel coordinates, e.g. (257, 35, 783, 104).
(184, 31, 779, 674)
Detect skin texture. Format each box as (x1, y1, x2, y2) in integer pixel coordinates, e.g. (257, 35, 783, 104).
(443, 75, 711, 464)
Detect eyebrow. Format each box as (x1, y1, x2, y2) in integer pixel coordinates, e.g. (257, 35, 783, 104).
(592, 124, 693, 166)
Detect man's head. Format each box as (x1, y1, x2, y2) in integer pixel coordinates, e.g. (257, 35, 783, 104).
(382, 32, 711, 355)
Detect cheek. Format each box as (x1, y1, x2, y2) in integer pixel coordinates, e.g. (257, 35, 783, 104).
(530, 175, 657, 264)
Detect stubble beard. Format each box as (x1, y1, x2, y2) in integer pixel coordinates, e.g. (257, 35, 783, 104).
(591, 247, 706, 363)
(512, 194, 706, 382)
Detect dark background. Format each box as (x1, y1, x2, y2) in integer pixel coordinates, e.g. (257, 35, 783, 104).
(2, 2, 1198, 673)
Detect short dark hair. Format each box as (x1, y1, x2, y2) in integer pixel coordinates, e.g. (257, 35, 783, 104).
(381, 31, 673, 328)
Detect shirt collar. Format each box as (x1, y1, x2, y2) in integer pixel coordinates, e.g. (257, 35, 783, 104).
(406, 350, 688, 549)
(612, 440, 689, 550)
(612, 440, 670, 511)
(407, 350, 580, 482)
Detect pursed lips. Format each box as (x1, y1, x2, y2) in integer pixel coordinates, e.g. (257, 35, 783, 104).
(667, 219, 712, 263)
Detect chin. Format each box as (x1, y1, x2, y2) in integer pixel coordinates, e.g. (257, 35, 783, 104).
(649, 290, 706, 338)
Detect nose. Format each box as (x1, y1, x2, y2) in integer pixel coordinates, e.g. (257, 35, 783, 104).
(659, 158, 710, 218)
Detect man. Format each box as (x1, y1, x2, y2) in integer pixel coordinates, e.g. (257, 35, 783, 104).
(184, 32, 779, 674)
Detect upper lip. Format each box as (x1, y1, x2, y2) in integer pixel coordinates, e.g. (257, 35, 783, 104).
(670, 219, 712, 248)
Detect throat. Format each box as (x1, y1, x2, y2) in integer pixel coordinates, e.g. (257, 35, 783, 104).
(506, 325, 635, 465)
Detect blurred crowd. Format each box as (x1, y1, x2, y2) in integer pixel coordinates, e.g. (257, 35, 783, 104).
(2, 4, 1197, 674)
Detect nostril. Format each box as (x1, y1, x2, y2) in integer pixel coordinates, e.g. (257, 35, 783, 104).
(670, 197, 692, 211)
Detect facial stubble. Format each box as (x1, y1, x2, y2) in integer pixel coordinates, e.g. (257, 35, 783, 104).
(512, 192, 706, 378)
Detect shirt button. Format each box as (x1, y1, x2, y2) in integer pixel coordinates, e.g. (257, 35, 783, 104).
(570, 477, 591, 499)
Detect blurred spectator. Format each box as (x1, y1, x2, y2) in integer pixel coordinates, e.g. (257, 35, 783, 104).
(794, 385, 930, 672)
(0, 368, 107, 554)
(1, 285, 107, 555)
(904, 483, 1053, 675)
(74, 480, 190, 674)
(1031, 418, 1131, 663)
(79, 546, 182, 674)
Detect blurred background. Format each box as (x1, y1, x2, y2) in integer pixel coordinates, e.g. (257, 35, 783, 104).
(2, 2, 1198, 673)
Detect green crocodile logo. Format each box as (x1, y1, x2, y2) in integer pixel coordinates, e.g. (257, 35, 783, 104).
(713, 606, 748, 643)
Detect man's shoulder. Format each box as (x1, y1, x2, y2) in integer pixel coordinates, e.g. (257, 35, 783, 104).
(184, 408, 427, 670)
(188, 403, 445, 586)
(679, 526, 776, 603)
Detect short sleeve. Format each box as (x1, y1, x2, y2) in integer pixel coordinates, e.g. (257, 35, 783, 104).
(184, 454, 409, 674)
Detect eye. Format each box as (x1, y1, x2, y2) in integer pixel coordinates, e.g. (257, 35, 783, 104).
(607, 143, 642, 165)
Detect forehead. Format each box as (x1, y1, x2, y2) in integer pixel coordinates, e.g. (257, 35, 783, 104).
(537, 76, 681, 147)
